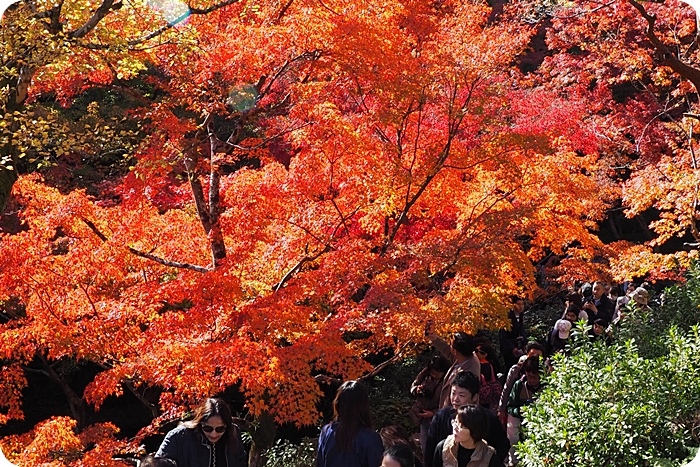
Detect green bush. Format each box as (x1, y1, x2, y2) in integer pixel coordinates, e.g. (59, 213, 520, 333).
(519, 263, 700, 467)
(263, 438, 316, 467)
(519, 328, 700, 466)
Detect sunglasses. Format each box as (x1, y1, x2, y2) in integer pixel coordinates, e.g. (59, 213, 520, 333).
(475, 348, 487, 355)
(201, 425, 227, 433)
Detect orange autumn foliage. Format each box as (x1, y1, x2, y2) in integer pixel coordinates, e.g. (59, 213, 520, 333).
(6, 0, 699, 462)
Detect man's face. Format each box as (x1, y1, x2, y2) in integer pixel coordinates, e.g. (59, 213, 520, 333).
(513, 299, 525, 314)
(593, 283, 605, 299)
(450, 385, 477, 409)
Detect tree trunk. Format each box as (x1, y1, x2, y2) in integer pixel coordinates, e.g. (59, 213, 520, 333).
(38, 355, 87, 429)
(247, 411, 277, 467)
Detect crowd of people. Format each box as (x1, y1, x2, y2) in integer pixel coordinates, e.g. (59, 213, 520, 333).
(141, 281, 651, 467)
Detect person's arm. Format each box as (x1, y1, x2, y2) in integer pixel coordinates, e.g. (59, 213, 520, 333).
(428, 332, 454, 363)
(316, 425, 329, 467)
(498, 364, 519, 417)
(432, 440, 445, 467)
(411, 367, 430, 396)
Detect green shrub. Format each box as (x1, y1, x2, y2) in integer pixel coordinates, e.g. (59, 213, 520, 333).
(263, 438, 316, 467)
(518, 324, 700, 467)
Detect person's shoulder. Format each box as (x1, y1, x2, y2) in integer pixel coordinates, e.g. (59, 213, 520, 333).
(319, 422, 335, 436)
(434, 406, 453, 418)
(435, 438, 447, 451)
(356, 427, 383, 446)
(166, 424, 191, 436)
(357, 426, 381, 438)
(161, 424, 198, 445)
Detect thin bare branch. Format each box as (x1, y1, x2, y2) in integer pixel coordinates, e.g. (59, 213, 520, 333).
(128, 0, 240, 46)
(127, 247, 211, 273)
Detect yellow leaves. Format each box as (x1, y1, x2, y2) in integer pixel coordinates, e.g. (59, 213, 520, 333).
(18, 417, 82, 466)
(608, 243, 697, 283)
(623, 153, 700, 245)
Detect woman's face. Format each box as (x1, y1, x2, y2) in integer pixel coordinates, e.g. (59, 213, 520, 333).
(201, 415, 227, 444)
(452, 418, 473, 444)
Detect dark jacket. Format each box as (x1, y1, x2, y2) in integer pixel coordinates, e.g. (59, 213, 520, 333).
(424, 407, 508, 467)
(499, 310, 526, 368)
(316, 422, 383, 467)
(156, 425, 248, 467)
(585, 295, 614, 325)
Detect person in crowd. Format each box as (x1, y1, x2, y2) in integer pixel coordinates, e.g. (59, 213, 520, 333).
(561, 303, 587, 324)
(506, 356, 543, 466)
(497, 342, 546, 429)
(579, 282, 593, 302)
(379, 425, 423, 467)
(316, 380, 384, 467)
(629, 287, 651, 311)
(432, 405, 501, 467)
(156, 398, 247, 467)
(548, 319, 571, 354)
(426, 323, 481, 408)
(140, 455, 178, 467)
(614, 286, 651, 323)
(473, 339, 502, 414)
(424, 372, 509, 467)
(613, 282, 637, 324)
(381, 444, 416, 467)
(564, 290, 583, 310)
(410, 355, 451, 457)
(589, 318, 613, 345)
(498, 297, 527, 369)
(583, 281, 614, 325)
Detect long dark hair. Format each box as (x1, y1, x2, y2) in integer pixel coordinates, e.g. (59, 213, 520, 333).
(332, 380, 372, 452)
(184, 397, 242, 450)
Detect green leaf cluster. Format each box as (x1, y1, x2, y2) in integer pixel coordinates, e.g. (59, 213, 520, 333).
(518, 263, 700, 467)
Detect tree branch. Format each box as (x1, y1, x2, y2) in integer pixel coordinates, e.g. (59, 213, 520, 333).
(128, 0, 240, 46)
(127, 247, 211, 273)
(68, 0, 123, 39)
(273, 244, 332, 291)
(81, 217, 210, 273)
(628, 0, 700, 92)
(358, 340, 414, 382)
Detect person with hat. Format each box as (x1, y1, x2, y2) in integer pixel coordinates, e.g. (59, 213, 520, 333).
(548, 319, 572, 355)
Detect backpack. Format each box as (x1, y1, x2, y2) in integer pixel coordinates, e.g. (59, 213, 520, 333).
(479, 364, 502, 413)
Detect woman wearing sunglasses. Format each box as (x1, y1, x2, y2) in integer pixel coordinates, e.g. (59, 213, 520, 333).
(156, 397, 248, 467)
